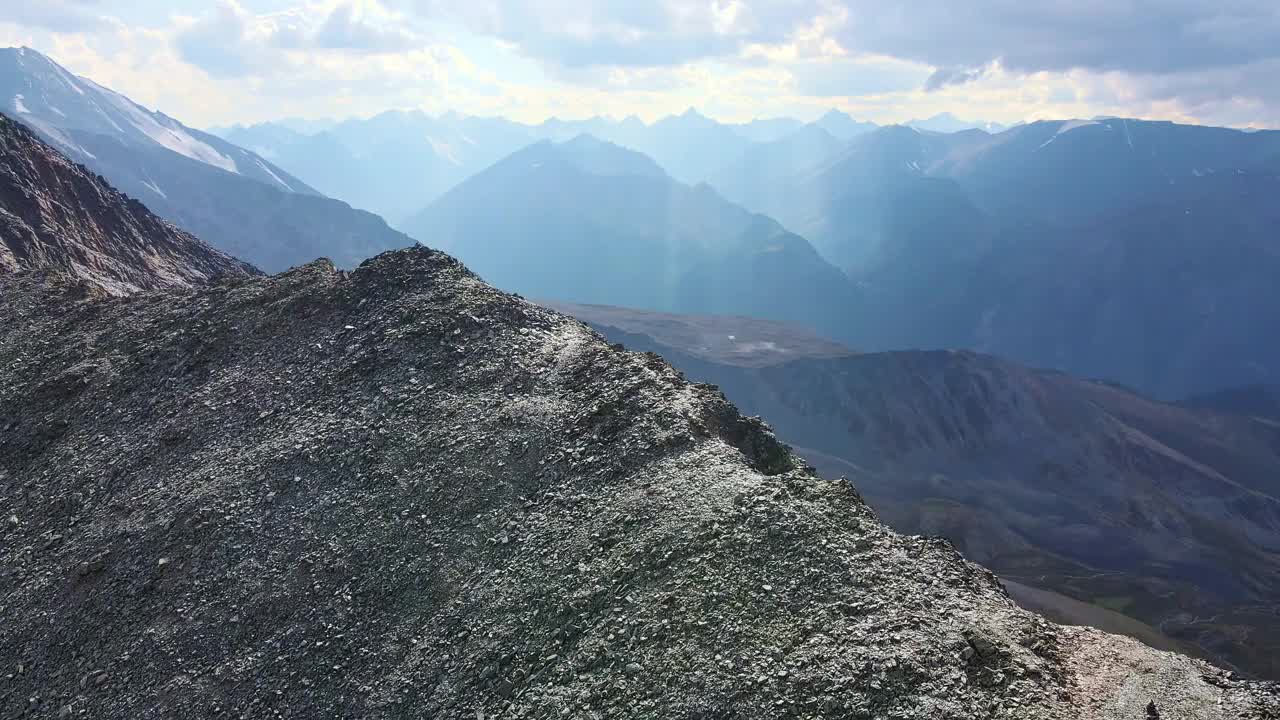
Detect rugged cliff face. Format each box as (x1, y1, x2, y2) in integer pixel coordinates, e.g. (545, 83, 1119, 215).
(0, 112, 257, 294)
(1, 248, 1276, 719)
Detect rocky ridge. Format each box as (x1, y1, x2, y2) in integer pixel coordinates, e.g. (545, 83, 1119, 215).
(564, 304, 1280, 680)
(1, 247, 1277, 718)
(0, 112, 257, 294)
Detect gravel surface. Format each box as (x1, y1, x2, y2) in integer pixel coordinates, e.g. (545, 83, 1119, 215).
(2, 247, 1277, 719)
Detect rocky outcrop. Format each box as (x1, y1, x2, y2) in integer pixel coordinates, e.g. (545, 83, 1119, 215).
(1, 247, 1276, 718)
(0, 112, 257, 294)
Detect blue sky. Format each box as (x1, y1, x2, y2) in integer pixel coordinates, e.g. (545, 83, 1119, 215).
(4, 1, 1280, 129)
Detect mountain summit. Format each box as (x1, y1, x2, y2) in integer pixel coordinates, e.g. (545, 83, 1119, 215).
(1, 244, 1277, 717)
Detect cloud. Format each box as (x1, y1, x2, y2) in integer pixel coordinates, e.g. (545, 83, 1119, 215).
(924, 66, 987, 92)
(397, 0, 1280, 125)
(176, 0, 425, 77)
(408, 0, 813, 68)
(829, 1, 1280, 76)
(7, 0, 107, 32)
(312, 2, 421, 51)
(12, 0, 1280, 129)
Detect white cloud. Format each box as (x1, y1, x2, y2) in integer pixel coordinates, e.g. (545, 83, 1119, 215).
(175, 0, 426, 77)
(6, 0, 1280, 129)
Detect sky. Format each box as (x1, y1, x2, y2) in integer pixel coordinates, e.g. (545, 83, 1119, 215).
(4, 0, 1280, 129)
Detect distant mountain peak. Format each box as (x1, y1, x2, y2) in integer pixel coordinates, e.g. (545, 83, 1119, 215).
(813, 109, 878, 140)
(907, 112, 1010, 134)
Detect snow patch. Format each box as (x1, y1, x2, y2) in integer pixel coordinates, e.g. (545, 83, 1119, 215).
(254, 158, 293, 192)
(1058, 119, 1101, 134)
(59, 66, 86, 95)
(1037, 119, 1103, 150)
(427, 136, 463, 166)
(74, 76, 240, 174)
(140, 179, 168, 199)
(49, 105, 66, 117)
(12, 94, 29, 113)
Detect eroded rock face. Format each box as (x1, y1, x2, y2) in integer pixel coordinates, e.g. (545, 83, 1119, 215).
(0, 248, 1276, 719)
(0, 112, 258, 295)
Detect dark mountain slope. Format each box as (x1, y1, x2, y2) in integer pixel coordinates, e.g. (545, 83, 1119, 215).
(1, 47, 412, 272)
(0, 113, 256, 294)
(1184, 385, 1280, 420)
(937, 118, 1280, 224)
(964, 170, 1280, 399)
(759, 122, 1280, 398)
(563, 303, 1280, 680)
(404, 136, 863, 341)
(2, 248, 1275, 718)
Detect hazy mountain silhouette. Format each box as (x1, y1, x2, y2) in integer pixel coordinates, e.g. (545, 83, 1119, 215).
(403, 135, 863, 340)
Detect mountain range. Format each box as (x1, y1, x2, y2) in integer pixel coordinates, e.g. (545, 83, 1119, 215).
(730, 119, 1280, 399)
(1, 123, 1276, 716)
(171, 57, 1280, 403)
(219, 110, 540, 224)
(1, 47, 411, 272)
(559, 301, 1280, 680)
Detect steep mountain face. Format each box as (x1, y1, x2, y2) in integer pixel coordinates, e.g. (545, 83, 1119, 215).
(2, 247, 1277, 718)
(1, 47, 412, 272)
(937, 118, 1280, 224)
(562, 303, 1280, 680)
(963, 170, 1280, 398)
(0, 113, 256, 294)
(403, 136, 863, 341)
(0, 47, 315, 196)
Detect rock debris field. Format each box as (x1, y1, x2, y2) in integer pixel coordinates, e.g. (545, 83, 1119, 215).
(2, 247, 1278, 719)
